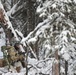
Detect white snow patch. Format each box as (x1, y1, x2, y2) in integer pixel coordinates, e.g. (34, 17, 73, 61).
(52, 3, 56, 9)
(2, 72, 25, 75)
(45, 44, 51, 50)
(0, 28, 6, 58)
(39, 12, 46, 17)
(60, 67, 65, 73)
(71, 37, 76, 41)
(36, 5, 44, 13)
(28, 57, 38, 65)
(62, 53, 70, 61)
(60, 47, 65, 54)
(74, 0, 76, 3)
(28, 37, 37, 44)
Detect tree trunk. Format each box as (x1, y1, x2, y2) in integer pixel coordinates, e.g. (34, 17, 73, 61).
(11, 0, 13, 8)
(65, 61, 68, 75)
(26, 48, 29, 75)
(55, 50, 60, 75)
(52, 50, 60, 75)
(26, 0, 35, 34)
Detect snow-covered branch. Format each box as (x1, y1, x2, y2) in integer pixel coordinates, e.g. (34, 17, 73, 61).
(21, 15, 59, 44)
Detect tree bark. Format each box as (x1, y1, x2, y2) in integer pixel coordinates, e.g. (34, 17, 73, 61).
(52, 50, 60, 75)
(65, 61, 68, 75)
(26, 0, 35, 34)
(55, 50, 60, 75)
(11, 0, 13, 8)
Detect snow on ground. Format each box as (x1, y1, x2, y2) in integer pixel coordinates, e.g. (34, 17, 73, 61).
(0, 67, 26, 75)
(2, 72, 25, 75)
(0, 58, 53, 75)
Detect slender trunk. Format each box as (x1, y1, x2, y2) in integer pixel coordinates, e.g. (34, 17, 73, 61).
(55, 50, 60, 75)
(52, 50, 60, 75)
(11, 0, 13, 8)
(35, 41, 39, 59)
(26, 48, 29, 75)
(65, 61, 68, 75)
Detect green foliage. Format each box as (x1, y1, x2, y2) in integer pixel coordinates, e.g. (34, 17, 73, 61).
(1, 46, 7, 52)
